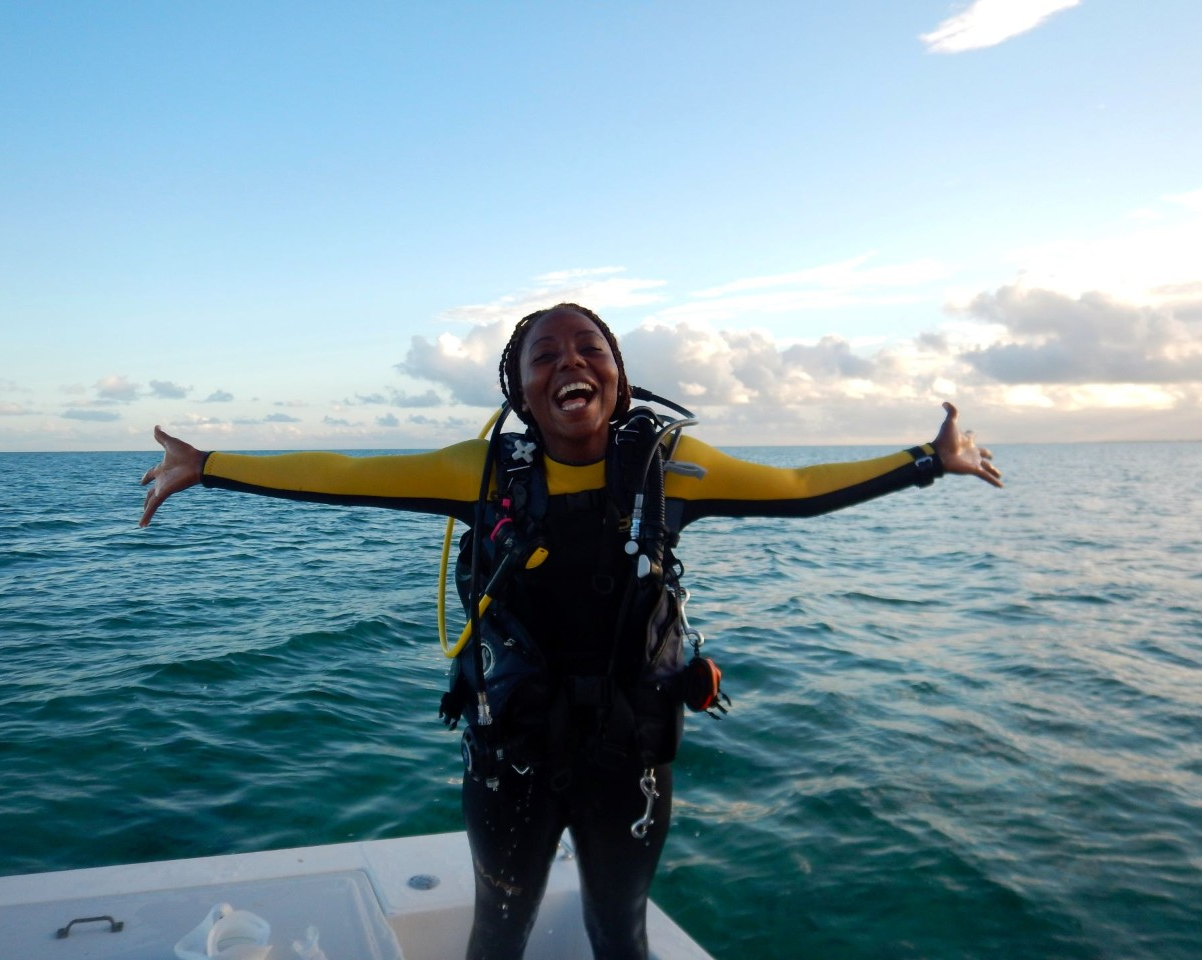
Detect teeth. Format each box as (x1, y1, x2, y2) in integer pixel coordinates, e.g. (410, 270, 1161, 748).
(556, 382, 595, 400)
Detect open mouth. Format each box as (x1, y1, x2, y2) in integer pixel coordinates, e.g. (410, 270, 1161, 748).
(555, 381, 596, 412)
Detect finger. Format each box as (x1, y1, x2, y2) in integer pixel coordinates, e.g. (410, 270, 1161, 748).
(140, 464, 159, 486)
(980, 463, 1004, 487)
(978, 445, 993, 461)
(139, 488, 159, 527)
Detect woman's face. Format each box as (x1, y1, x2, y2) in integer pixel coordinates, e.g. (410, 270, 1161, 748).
(519, 307, 620, 463)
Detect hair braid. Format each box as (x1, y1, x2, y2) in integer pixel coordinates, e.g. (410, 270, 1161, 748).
(498, 303, 632, 428)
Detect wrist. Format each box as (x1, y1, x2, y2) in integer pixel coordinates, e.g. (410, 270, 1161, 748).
(907, 444, 944, 487)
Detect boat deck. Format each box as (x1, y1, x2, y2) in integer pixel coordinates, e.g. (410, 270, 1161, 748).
(0, 832, 713, 959)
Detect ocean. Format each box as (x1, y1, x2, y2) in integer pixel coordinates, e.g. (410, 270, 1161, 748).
(1, 442, 1200, 959)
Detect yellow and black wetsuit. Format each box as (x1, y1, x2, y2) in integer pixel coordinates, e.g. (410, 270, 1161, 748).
(200, 434, 941, 960)
(201, 435, 941, 526)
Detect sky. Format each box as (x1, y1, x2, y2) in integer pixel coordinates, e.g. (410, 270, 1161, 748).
(3, 0, 1201, 452)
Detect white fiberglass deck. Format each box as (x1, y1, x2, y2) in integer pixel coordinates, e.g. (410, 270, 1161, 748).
(0, 832, 713, 960)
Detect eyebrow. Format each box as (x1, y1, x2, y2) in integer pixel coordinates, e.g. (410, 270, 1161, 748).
(528, 329, 603, 349)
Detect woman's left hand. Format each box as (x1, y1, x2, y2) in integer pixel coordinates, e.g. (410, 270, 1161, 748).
(933, 402, 1003, 487)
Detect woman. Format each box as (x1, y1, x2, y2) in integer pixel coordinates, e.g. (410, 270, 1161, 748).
(141, 303, 1001, 960)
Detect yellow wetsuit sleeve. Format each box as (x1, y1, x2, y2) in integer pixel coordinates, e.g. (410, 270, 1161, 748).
(201, 439, 488, 524)
(666, 435, 941, 525)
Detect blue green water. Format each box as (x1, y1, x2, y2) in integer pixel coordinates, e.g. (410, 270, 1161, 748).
(2, 443, 1200, 959)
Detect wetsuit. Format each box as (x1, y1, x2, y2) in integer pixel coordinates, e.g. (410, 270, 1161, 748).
(200, 435, 942, 529)
(200, 435, 942, 960)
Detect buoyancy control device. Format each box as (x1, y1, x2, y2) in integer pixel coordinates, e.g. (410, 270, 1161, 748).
(438, 389, 730, 788)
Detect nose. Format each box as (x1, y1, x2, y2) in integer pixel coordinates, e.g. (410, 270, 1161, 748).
(559, 344, 586, 369)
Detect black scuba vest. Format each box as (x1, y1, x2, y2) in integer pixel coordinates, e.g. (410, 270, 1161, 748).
(440, 415, 688, 773)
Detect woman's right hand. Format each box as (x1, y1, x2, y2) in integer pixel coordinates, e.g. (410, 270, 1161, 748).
(139, 425, 206, 526)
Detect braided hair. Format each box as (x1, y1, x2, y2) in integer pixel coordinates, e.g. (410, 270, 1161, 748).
(498, 303, 633, 428)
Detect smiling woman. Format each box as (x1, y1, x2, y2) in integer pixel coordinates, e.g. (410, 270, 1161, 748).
(505, 305, 625, 464)
(139, 302, 1001, 960)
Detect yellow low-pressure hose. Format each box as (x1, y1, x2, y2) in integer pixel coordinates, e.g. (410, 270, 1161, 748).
(438, 407, 505, 658)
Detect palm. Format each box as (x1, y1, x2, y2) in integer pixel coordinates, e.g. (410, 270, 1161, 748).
(139, 426, 205, 525)
(933, 402, 1003, 487)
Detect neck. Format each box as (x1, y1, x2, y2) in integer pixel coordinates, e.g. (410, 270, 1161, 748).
(540, 430, 609, 465)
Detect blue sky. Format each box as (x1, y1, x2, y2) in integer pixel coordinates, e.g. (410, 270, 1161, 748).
(3, 1, 1200, 452)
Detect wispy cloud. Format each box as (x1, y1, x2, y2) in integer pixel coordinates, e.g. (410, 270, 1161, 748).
(63, 408, 122, 422)
(921, 0, 1081, 54)
(654, 254, 952, 329)
(95, 375, 140, 403)
(435, 268, 667, 329)
(149, 380, 190, 399)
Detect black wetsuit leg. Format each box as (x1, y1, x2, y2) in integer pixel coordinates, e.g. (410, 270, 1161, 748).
(462, 761, 673, 960)
(571, 762, 673, 960)
(463, 767, 567, 960)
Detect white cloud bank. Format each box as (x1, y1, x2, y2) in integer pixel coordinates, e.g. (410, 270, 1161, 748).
(397, 268, 1202, 445)
(922, 0, 1082, 54)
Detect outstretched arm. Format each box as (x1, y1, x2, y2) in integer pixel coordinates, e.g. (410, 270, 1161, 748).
(932, 402, 1003, 487)
(139, 425, 205, 526)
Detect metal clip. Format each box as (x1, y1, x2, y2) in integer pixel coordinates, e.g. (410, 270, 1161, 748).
(630, 768, 660, 839)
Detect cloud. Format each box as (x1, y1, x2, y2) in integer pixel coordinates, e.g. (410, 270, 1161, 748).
(619, 322, 891, 408)
(177, 415, 228, 428)
(204, 390, 234, 402)
(399, 258, 948, 405)
(959, 285, 1202, 384)
(1, 402, 36, 416)
(377, 413, 400, 428)
(921, 0, 1081, 54)
(95, 375, 140, 403)
(434, 268, 668, 329)
(646, 254, 951, 330)
(386, 242, 1202, 446)
(264, 412, 301, 423)
(399, 320, 512, 406)
(64, 408, 122, 422)
(343, 389, 444, 408)
(397, 268, 672, 406)
(402, 307, 932, 418)
(150, 380, 190, 399)
(389, 389, 443, 408)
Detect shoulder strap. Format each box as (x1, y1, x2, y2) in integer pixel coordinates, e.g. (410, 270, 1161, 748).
(497, 431, 546, 523)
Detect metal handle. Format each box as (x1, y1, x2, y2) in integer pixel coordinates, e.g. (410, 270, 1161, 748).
(56, 915, 125, 939)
